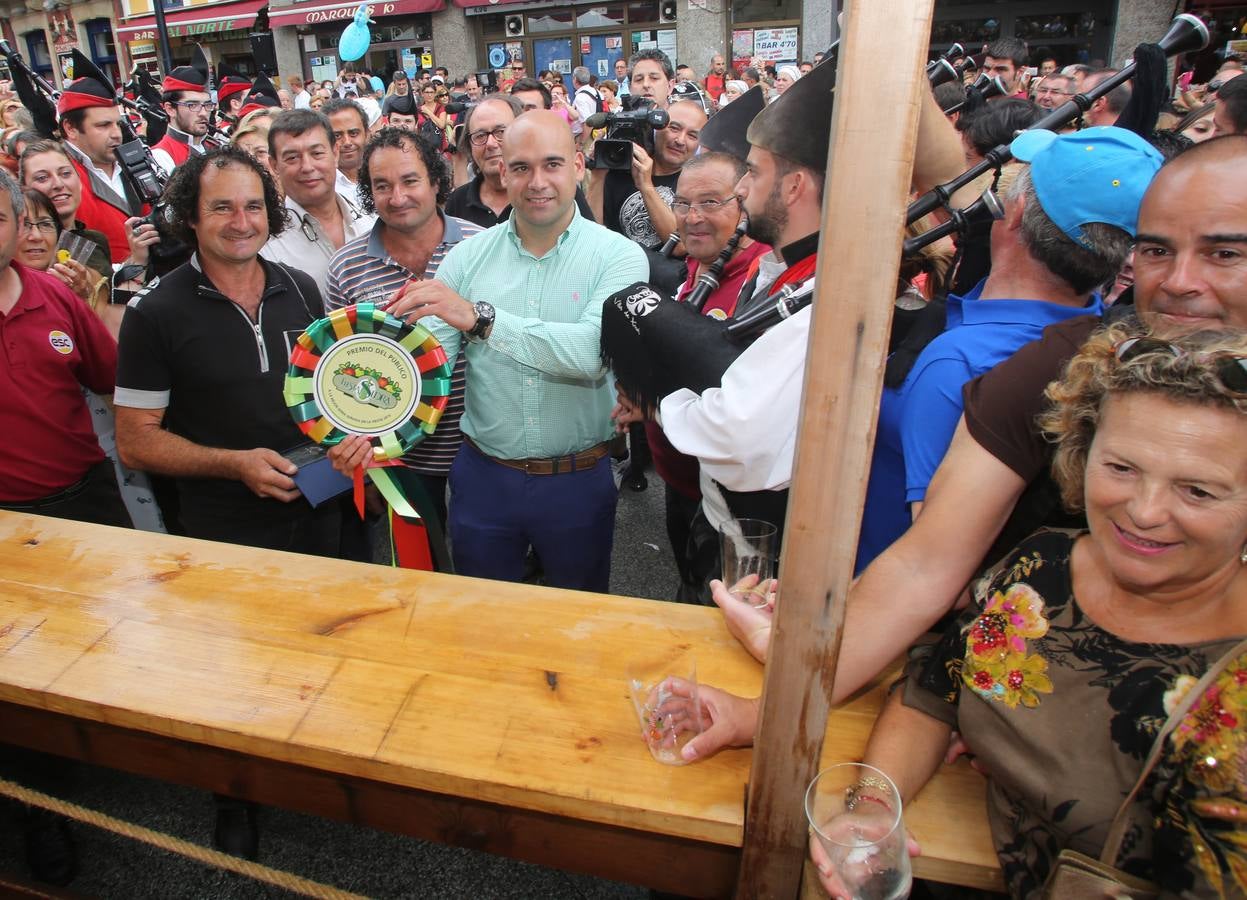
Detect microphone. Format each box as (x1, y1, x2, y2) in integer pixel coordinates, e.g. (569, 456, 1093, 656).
(584, 111, 611, 130)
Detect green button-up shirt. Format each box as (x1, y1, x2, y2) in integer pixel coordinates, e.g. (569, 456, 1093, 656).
(430, 210, 648, 460)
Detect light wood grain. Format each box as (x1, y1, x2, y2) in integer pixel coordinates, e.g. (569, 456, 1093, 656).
(739, 2, 940, 897)
(0, 512, 1000, 893)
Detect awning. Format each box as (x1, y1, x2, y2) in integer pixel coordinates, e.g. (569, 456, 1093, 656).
(453, 0, 528, 9)
(118, 0, 269, 40)
(269, 0, 444, 27)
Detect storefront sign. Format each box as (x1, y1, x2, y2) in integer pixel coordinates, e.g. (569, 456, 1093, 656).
(753, 27, 798, 63)
(306, 2, 396, 25)
(127, 17, 250, 40)
(271, 0, 444, 27)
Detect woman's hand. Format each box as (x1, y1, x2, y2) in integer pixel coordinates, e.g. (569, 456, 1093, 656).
(50, 257, 95, 301)
(124, 216, 161, 266)
(710, 576, 775, 663)
(665, 680, 758, 762)
(809, 823, 921, 900)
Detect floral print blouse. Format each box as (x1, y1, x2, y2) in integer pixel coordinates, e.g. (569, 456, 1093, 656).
(901, 529, 1247, 899)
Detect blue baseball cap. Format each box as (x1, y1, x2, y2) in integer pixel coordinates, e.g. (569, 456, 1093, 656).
(1009, 126, 1163, 247)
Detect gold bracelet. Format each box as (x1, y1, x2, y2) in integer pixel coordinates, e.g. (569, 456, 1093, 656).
(844, 775, 896, 813)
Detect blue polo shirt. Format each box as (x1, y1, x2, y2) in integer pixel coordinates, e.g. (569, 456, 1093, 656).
(855, 280, 1103, 573)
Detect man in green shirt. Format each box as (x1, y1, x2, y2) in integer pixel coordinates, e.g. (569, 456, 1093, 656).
(387, 110, 647, 590)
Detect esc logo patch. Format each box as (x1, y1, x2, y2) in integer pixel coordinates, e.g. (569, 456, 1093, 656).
(48, 330, 74, 355)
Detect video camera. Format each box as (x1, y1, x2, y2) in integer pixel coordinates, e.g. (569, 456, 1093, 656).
(589, 96, 669, 171)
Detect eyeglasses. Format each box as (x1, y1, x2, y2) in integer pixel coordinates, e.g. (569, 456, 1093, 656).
(468, 125, 507, 146)
(174, 100, 215, 112)
(1114, 337, 1247, 396)
(670, 195, 740, 216)
(21, 217, 56, 234)
(1035, 87, 1072, 95)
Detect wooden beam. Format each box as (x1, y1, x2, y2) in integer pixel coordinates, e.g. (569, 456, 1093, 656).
(736, 2, 938, 897)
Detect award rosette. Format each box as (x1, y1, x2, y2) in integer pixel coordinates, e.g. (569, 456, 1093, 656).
(284, 303, 452, 519)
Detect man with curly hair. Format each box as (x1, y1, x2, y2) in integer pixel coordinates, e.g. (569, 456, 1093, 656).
(113, 147, 337, 558)
(325, 127, 483, 542)
(260, 109, 375, 294)
(113, 146, 338, 856)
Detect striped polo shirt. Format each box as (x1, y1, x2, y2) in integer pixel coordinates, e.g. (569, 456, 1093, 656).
(325, 214, 484, 476)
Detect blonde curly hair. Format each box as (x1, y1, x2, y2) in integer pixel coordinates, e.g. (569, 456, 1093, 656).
(1041, 322, 1247, 511)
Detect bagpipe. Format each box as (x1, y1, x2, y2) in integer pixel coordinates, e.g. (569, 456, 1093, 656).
(907, 14, 1209, 229)
(0, 39, 60, 138)
(942, 73, 1007, 115)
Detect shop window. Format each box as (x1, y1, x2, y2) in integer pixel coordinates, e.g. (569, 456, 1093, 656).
(732, 0, 801, 26)
(930, 17, 1000, 45)
(577, 5, 624, 27)
(479, 13, 507, 38)
(627, 0, 659, 24)
(1014, 12, 1096, 41)
(528, 9, 574, 34)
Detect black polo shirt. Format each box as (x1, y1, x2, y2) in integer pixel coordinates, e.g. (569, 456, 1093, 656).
(445, 173, 597, 229)
(115, 255, 325, 520)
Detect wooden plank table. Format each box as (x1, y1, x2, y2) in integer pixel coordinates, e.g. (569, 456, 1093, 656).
(0, 512, 1002, 896)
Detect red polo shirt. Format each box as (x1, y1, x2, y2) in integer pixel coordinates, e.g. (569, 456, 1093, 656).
(0, 263, 117, 501)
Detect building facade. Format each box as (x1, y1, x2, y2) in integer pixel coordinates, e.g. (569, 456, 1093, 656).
(0, 0, 1239, 95)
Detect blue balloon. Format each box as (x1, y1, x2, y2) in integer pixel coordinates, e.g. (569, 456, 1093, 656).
(338, 2, 374, 62)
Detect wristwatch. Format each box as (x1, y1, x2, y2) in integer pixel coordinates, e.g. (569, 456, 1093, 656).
(468, 300, 495, 340)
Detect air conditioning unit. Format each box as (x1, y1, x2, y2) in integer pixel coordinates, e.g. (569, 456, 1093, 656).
(505, 14, 525, 36)
(659, 0, 677, 23)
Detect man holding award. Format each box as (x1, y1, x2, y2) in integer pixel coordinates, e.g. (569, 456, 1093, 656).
(375, 110, 647, 591)
(113, 146, 338, 559)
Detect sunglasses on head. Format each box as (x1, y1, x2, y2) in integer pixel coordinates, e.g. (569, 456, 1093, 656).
(1114, 337, 1247, 396)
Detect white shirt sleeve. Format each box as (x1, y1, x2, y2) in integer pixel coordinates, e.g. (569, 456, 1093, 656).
(659, 305, 809, 492)
(150, 148, 175, 178)
(573, 88, 598, 122)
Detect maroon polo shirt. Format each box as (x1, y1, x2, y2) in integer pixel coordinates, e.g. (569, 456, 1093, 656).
(0, 262, 116, 501)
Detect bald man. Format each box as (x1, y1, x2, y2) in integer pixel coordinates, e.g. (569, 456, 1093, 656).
(378, 111, 648, 589)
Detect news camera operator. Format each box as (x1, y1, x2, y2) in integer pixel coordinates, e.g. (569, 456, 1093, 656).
(586, 98, 705, 251)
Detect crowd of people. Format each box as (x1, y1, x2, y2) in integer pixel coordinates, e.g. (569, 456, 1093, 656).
(2, 26, 1247, 899)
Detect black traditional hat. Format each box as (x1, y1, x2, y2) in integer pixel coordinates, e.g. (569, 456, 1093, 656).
(56, 76, 115, 118)
(162, 66, 207, 94)
(699, 85, 764, 161)
(237, 74, 280, 117)
(216, 63, 250, 106)
(746, 54, 835, 171)
(387, 92, 417, 117)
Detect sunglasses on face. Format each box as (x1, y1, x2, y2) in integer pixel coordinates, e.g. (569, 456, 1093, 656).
(1114, 337, 1247, 396)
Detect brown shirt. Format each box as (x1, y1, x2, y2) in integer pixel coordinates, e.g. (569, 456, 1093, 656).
(903, 529, 1246, 899)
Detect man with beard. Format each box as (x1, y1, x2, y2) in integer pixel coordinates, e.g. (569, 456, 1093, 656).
(702, 53, 728, 104)
(151, 66, 212, 175)
(445, 94, 594, 228)
(679, 138, 1247, 763)
(324, 128, 483, 548)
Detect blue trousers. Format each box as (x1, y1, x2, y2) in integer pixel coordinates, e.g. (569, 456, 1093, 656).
(448, 442, 617, 592)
